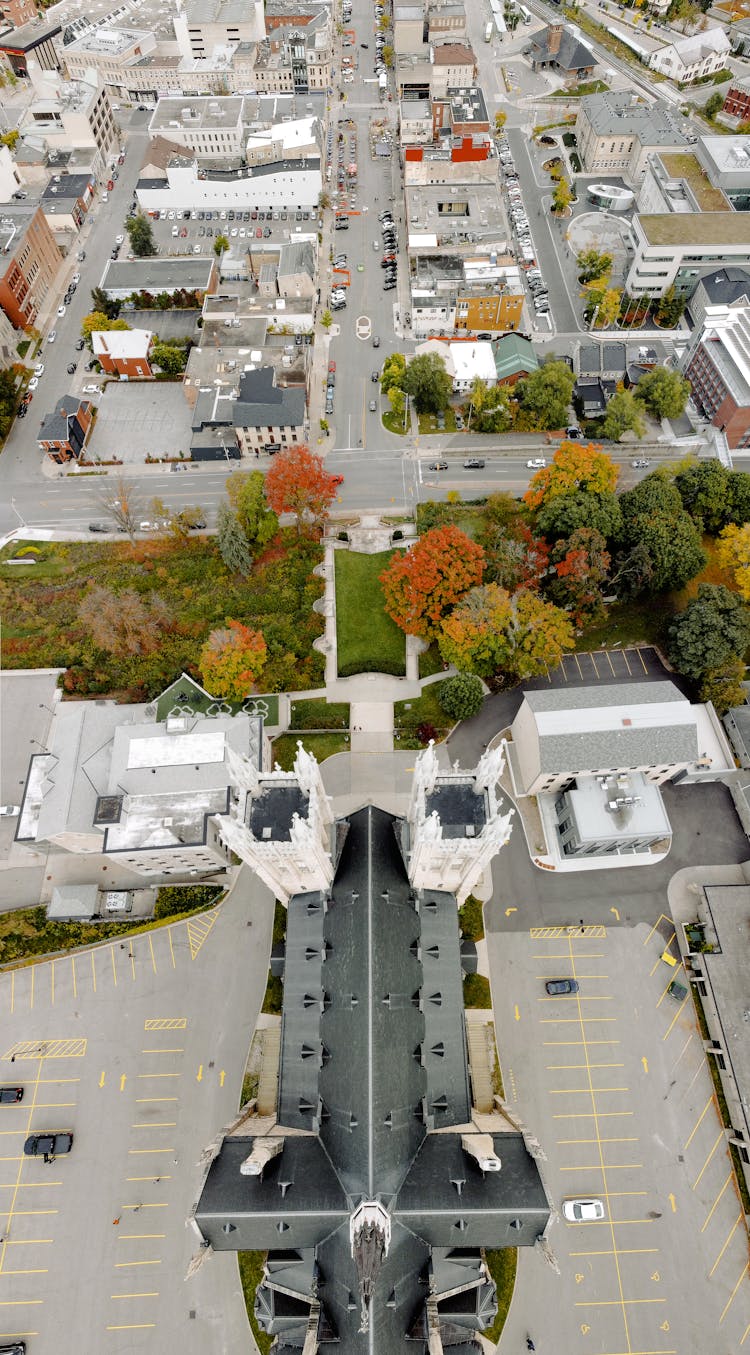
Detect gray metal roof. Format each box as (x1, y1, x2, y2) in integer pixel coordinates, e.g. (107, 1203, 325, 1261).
(580, 91, 687, 145)
(524, 681, 684, 712)
(524, 682, 699, 773)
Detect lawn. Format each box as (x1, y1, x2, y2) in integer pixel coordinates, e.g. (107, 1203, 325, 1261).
(483, 1248, 518, 1343)
(334, 550, 406, 676)
(289, 697, 350, 729)
(272, 732, 350, 768)
(578, 598, 667, 652)
(415, 500, 487, 539)
(0, 533, 325, 700)
(237, 1252, 273, 1355)
(394, 681, 450, 747)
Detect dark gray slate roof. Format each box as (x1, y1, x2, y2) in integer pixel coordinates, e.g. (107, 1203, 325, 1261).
(37, 396, 86, 443)
(524, 681, 698, 772)
(529, 24, 594, 70)
(693, 266, 750, 309)
(231, 366, 306, 431)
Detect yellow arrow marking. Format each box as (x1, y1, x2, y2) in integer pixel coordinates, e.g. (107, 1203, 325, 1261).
(120, 1074, 127, 1092)
(668, 1192, 676, 1212)
(514, 1004, 520, 1021)
(642, 1055, 649, 1074)
(610, 906, 620, 921)
(580, 1325, 590, 1335)
(196, 1065, 203, 1083)
(505, 906, 517, 917)
(575, 1273, 585, 1284)
(660, 1321, 670, 1331)
(651, 1270, 660, 1282)
(219, 1070, 225, 1087)
(99, 1071, 106, 1088)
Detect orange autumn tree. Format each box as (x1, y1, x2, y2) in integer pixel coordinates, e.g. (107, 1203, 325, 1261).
(438, 583, 574, 679)
(199, 620, 267, 700)
(264, 445, 340, 534)
(380, 524, 484, 638)
(524, 439, 619, 513)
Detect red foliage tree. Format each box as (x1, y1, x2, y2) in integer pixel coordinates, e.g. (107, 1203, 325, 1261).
(380, 524, 484, 638)
(264, 445, 340, 534)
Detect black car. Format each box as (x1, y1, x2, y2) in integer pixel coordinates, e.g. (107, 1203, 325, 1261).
(429, 460, 448, 471)
(383, 280, 397, 290)
(0, 1343, 26, 1354)
(75, 339, 85, 351)
(16, 405, 26, 418)
(24, 1130, 73, 1162)
(371, 370, 380, 382)
(464, 458, 485, 469)
(88, 522, 110, 533)
(66, 362, 77, 374)
(0, 1086, 23, 1103)
(545, 978, 579, 995)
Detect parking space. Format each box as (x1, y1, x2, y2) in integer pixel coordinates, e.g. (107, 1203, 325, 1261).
(490, 923, 750, 1352)
(87, 382, 192, 465)
(530, 645, 670, 689)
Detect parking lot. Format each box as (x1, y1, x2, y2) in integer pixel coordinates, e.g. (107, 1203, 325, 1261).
(533, 645, 672, 689)
(87, 383, 193, 464)
(489, 921, 750, 1353)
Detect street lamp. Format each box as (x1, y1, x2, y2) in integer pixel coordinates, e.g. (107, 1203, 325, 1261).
(10, 497, 26, 528)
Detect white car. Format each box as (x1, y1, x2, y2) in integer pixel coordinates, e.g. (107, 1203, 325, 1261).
(230, 227, 238, 236)
(57, 304, 67, 317)
(562, 1199, 605, 1223)
(27, 376, 39, 390)
(159, 209, 167, 219)
(526, 457, 546, 469)
(71, 272, 81, 285)
(167, 210, 175, 220)
(33, 363, 44, 377)
(115, 233, 124, 245)
(47, 330, 57, 343)
(0, 804, 20, 817)
(192, 244, 201, 253)
(101, 192, 109, 202)
(83, 384, 100, 394)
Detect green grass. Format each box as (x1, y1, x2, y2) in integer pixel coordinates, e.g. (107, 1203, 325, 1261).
(0, 895, 222, 966)
(272, 732, 350, 769)
(0, 534, 324, 700)
(419, 643, 445, 678)
(415, 500, 487, 539)
(394, 682, 449, 740)
(418, 409, 457, 435)
(154, 677, 279, 725)
(463, 973, 492, 1008)
(334, 550, 406, 676)
(578, 598, 666, 652)
(237, 1252, 273, 1355)
(382, 409, 409, 435)
(261, 971, 283, 1014)
(483, 1248, 517, 1343)
(551, 78, 608, 96)
(289, 697, 350, 729)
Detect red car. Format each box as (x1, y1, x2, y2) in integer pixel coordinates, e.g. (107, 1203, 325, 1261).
(331, 474, 344, 486)
(328, 360, 336, 373)
(256, 227, 263, 237)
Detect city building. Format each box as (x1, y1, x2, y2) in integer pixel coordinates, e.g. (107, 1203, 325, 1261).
(245, 115, 320, 167)
(575, 92, 687, 182)
(429, 42, 476, 97)
(550, 770, 672, 861)
(695, 136, 750, 212)
(276, 239, 315, 298)
(36, 395, 93, 463)
(41, 171, 95, 247)
(15, 690, 265, 878)
(196, 748, 547, 1353)
(722, 74, 750, 122)
(648, 28, 731, 83)
(527, 24, 595, 78)
(252, 12, 332, 94)
(0, 17, 62, 76)
(18, 66, 118, 179)
(638, 150, 730, 216)
(61, 24, 257, 99)
(0, 0, 37, 32)
(62, 24, 158, 91)
(427, 2, 467, 45)
(393, 3, 425, 54)
(414, 337, 497, 392)
(190, 364, 306, 458)
(506, 681, 733, 800)
(575, 341, 626, 416)
(625, 212, 750, 298)
(147, 96, 247, 165)
(99, 256, 217, 300)
(0, 143, 29, 202)
(92, 328, 154, 378)
(686, 266, 750, 331)
(172, 0, 265, 64)
(492, 331, 539, 385)
(681, 303, 750, 449)
(0, 204, 63, 330)
(135, 155, 321, 216)
(264, 0, 329, 31)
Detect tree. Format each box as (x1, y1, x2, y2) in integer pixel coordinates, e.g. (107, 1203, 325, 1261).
(388, 386, 406, 422)
(402, 351, 452, 415)
(636, 367, 691, 420)
(524, 440, 618, 512)
(552, 176, 573, 214)
(226, 469, 278, 552)
(264, 445, 339, 534)
(199, 620, 267, 699)
(548, 526, 611, 626)
(81, 311, 131, 342)
(321, 309, 333, 330)
(577, 248, 612, 283)
(668, 584, 750, 681)
(619, 473, 706, 592)
(97, 475, 143, 542)
(601, 390, 646, 442)
(151, 342, 188, 375)
(654, 284, 686, 328)
(514, 361, 575, 431)
(535, 489, 623, 543)
(471, 384, 513, 433)
(125, 211, 157, 258)
(0, 129, 18, 149)
(380, 524, 484, 639)
(699, 656, 747, 716)
(216, 502, 254, 575)
(494, 111, 507, 133)
(89, 286, 121, 320)
(593, 287, 622, 329)
(380, 351, 407, 392)
(382, 42, 394, 66)
(438, 584, 574, 679)
(674, 459, 729, 533)
(704, 91, 723, 120)
(440, 672, 485, 720)
(78, 586, 171, 656)
(479, 499, 550, 592)
(727, 470, 750, 526)
(716, 522, 750, 600)
(214, 233, 229, 256)
(0, 367, 18, 440)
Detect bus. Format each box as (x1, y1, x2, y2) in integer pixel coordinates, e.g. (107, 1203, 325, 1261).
(517, 3, 532, 21)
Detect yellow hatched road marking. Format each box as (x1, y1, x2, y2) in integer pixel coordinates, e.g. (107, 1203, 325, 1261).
(3, 1039, 86, 1061)
(186, 907, 220, 960)
(144, 1019, 187, 1031)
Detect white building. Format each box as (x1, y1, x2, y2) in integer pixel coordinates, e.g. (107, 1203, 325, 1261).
(625, 211, 750, 298)
(414, 338, 497, 392)
(136, 158, 321, 215)
(649, 28, 731, 83)
(173, 0, 265, 63)
(574, 92, 688, 182)
(18, 65, 118, 179)
(246, 116, 320, 167)
(148, 96, 246, 163)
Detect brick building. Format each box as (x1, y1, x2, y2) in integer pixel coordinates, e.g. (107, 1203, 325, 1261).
(37, 396, 93, 463)
(681, 303, 750, 450)
(0, 0, 38, 31)
(92, 328, 153, 378)
(0, 206, 63, 330)
(723, 76, 750, 121)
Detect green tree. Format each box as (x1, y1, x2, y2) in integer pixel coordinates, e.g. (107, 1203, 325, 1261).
(727, 470, 750, 526)
(382, 42, 394, 66)
(388, 385, 406, 422)
(0, 367, 19, 440)
(674, 459, 729, 533)
(381, 351, 407, 391)
(402, 351, 452, 415)
(494, 111, 507, 133)
(89, 286, 121, 320)
(699, 656, 747, 716)
(704, 91, 723, 120)
(214, 233, 229, 256)
(552, 176, 573, 215)
(226, 469, 278, 552)
(668, 584, 750, 681)
(654, 284, 686, 328)
(514, 360, 575, 431)
(593, 287, 622, 329)
(472, 384, 513, 433)
(577, 248, 613, 283)
(216, 502, 254, 575)
(81, 311, 131, 341)
(535, 489, 623, 543)
(321, 309, 333, 330)
(151, 342, 187, 375)
(619, 475, 706, 591)
(636, 367, 691, 419)
(439, 672, 485, 720)
(125, 211, 157, 258)
(601, 390, 646, 441)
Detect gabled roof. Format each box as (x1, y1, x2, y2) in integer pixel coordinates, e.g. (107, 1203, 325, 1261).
(521, 681, 699, 773)
(492, 332, 539, 382)
(37, 397, 88, 445)
(529, 24, 595, 70)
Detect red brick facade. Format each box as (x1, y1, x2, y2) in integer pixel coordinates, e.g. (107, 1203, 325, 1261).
(0, 208, 63, 331)
(723, 81, 750, 120)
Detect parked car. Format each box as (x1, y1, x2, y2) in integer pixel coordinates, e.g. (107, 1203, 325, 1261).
(75, 338, 85, 351)
(47, 330, 56, 343)
(545, 978, 579, 995)
(83, 384, 100, 394)
(27, 377, 39, 391)
(562, 1198, 604, 1222)
(24, 1131, 73, 1162)
(566, 426, 582, 439)
(33, 362, 44, 377)
(88, 522, 110, 533)
(0, 1086, 23, 1102)
(0, 805, 19, 817)
(66, 363, 77, 375)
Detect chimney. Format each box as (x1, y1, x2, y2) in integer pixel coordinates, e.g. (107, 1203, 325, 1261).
(548, 23, 562, 55)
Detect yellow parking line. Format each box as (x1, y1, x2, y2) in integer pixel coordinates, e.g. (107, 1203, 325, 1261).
(560, 1163, 642, 1171)
(553, 1111, 633, 1119)
(634, 646, 648, 673)
(589, 652, 600, 677)
(135, 1097, 178, 1103)
(575, 1297, 665, 1307)
(111, 946, 117, 987)
(31, 1103, 76, 1110)
(148, 935, 157, 975)
(692, 1129, 725, 1189)
(0, 1300, 43, 1307)
(3, 1239, 52, 1246)
(549, 1086, 630, 1095)
(621, 648, 633, 675)
(126, 1175, 172, 1183)
(719, 1260, 749, 1324)
(71, 955, 77, 1000)
(131, 1123, 176, 1129)
(115, 1260, 162, 1267)
(741, 1318, 750, 1345)
(168, 930, 176, 969)
(685, 1096, 717, 1151)
(603, 649, 616, 676)
(111, 1291, 160, 1299)
(10, 973, 14, 1016)
(0, 1210, 58, 1217)
(141, 1049, 184, 1055)
(121, 1203, 168, 1210)
(702, 1172, 733, 1233)
(137, 1073, 181, 1079)
(570, 1248, 658, 1257)
(127, 1148, 175, 1155)
(117, 1233, 166, 1241)
(709, 1214, 742, 1277)
(544, 1038, 621, 1045)
(0, 1182, 63, 1189)
(1, 1269, 48, 1276)
(91, 950, 97, 994)
(557, 1137, 638, 1145)
(547, 1062, 624, 1071)
(106, 1324, 156, 1331)
(50, 962, 54, 1008)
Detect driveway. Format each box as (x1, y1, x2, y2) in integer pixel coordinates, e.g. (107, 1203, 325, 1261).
(87, 383, 193, 464)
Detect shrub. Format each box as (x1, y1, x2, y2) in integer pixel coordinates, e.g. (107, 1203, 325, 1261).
(153, 884, 223, 919)
(463, 973, 492, 1008)
(417, 721, 437, 744)
(458, 894, 485, 941)
(262, 971, 283, 1013)
(440, 672, 485, 720)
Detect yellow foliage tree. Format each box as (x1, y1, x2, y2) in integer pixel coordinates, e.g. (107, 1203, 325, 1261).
(716, 523, 750, 602)
(524, 439, 619, 512)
